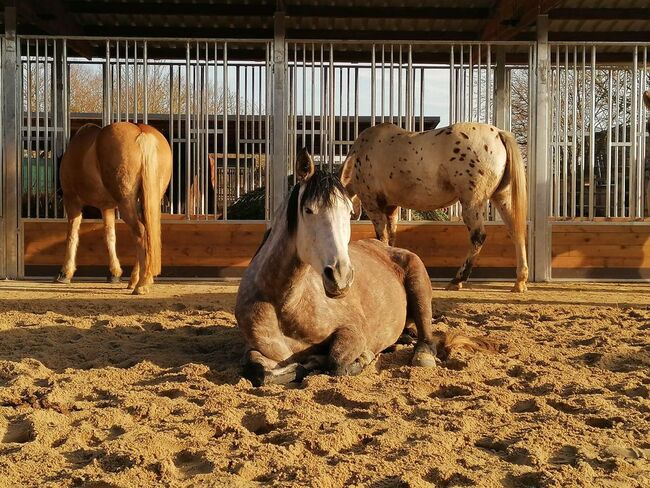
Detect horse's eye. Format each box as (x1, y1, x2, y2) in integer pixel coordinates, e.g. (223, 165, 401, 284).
(305, 208, 313, 215)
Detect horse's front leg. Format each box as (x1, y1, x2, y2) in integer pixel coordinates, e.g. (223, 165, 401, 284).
(328, 325, 375, 376)
(55, 199, 82, 284)
(446, 201, 487, 291)
(243, 350, 329, 386)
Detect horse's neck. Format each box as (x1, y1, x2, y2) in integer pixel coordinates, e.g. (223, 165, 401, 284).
(254, 211, 309, 304)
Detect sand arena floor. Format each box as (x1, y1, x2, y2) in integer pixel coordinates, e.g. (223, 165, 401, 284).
(0, 280, 648, 487)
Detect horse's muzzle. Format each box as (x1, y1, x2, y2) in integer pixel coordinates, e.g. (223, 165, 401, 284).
(323, 267, 354, 298)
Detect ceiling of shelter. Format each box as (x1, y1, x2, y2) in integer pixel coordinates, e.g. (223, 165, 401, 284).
(1, 0, 648, 57)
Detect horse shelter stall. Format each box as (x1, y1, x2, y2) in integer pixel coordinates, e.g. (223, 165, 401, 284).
(1, 1, 649, 283)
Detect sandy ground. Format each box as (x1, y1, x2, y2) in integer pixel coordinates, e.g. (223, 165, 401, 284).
(0, 280, 648, 488)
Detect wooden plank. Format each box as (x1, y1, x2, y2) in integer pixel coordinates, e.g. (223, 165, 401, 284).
(551, 224, 650, 270)
(23, 221, 519, 270)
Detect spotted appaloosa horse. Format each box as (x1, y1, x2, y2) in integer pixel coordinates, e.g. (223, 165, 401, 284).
(235, 148, 499, 386)
(340, 122, 528, 292)
(56, 122, 171, 295)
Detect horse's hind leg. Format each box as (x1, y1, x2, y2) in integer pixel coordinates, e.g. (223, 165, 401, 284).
(55, 199, 82, 284)
(446, 202, 487, 291)
(102, 208, 123, 283)
(366, 208, 389, 243)
(386, 205, 400, 246)
(491, 190, 528, 292)
(118, 199, 151, 295)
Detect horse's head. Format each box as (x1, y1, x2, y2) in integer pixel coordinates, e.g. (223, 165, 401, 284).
(289, 148, 354, 298)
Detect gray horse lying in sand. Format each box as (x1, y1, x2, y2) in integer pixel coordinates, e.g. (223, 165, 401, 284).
(235, 149, 497, 386)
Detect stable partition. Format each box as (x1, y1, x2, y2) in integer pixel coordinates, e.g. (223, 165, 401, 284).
(2, 33, 650, 282)
(22, 221, 518, 280)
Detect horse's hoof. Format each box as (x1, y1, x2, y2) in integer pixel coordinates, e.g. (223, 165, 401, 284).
(54, 273, 71, 284)
(511, 282, 527, 293)
(107, 275, 121, 284)
(126, 282, 136, 290)
(445, 281, 463, 291)
(332, 350, 375, 376)
(412, 341, 438, 368)
(132, 285, 149, 295)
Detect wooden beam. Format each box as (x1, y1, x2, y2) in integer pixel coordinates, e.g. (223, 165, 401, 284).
(17, 0, 94, 58)
(482, 0, 561, 41)
(549, 8, 650, 21)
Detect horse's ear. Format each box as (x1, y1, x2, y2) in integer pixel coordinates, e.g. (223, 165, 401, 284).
(296, 148, 315, 182)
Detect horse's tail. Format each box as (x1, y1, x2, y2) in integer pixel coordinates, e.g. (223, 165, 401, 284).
(436, 330, 505, 359)
(339, 150, 362, 220)
(136, 131, 162, 277)
(498, 130, 527, 244)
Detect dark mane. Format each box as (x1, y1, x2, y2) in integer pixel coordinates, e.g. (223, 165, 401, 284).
(286, 169, 348, 236)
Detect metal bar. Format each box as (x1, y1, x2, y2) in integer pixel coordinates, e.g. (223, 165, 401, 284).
(621, 68, 628, 218)
(185, 42, 191, 219)
(606, 69, 612, 218)
(354, 66, 359, 139)
(53, 39, 59, 219)
(580, 46, 585, 217)
(630, 46, 638, 218)
(572, 45, 578, 218)
(26, 40, 32, 218)
(143, 41, 148, 124)
(35, 39, 40, 218)
(311, 43, 315, 157)
(419, 67, 424, 131)
(389, 44, 394, 124)
(553, 45, 560, 217)
(472, 44, 478, 122)
(562, 45, 568, 217)
(168, 64, 173, 213)
(265, 42, 271, 219)
(116, 40, 121, 121)
(588, 46, 596, 220)
(329, 43, 335, 172)
(133, 41, 138, 122)
(533, 14, 551, 281)
(223, 42, 229, 219)
(397, 44, 402, 128)
(381, 44, 385, 123)
(450, 45, 455, 123)
(486, 44, 491, 123)
(371, 44, 375, 127)
(2, 5, 19, 277)
(302, 43, 306, 151)
(272, 11, 287, 214)
(235, 65, 240, 198)
(257, 58, 264, 187)
(103, 41, 110, 126)
(614, 68, 620, 216)
(44, 39, 49, 218)
(244, 65, 249, 190)
(125, 40, 129, 122)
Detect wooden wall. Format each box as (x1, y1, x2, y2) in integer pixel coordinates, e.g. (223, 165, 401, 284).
(22, 220, 518, 278)
(551, 224, 650, 279)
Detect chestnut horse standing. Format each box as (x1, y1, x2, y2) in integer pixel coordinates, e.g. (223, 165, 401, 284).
(56, 122, 172, 295)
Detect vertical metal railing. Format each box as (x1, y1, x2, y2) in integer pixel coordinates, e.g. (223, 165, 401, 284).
(548, 43, 649, 220)
(285, 40, 532, 222)
(18, 37, 271, 221)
